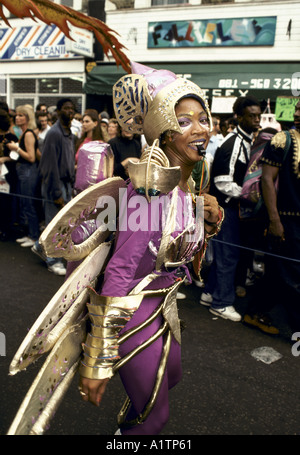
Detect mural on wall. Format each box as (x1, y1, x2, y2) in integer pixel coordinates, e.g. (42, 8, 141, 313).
(148, 17, 277, 48)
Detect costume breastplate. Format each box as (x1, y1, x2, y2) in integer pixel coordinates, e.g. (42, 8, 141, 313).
(148, 188, 205, 269)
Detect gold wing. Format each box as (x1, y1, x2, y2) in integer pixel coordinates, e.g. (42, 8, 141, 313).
(0, 0, 130, 72)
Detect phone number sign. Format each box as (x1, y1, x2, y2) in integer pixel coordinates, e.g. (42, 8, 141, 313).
(218, 76, 300, 91)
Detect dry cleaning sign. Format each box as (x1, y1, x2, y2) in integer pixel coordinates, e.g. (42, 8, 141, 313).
(0, 23, 81, 60)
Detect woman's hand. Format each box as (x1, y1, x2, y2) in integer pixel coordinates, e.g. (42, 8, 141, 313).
(6, 141, 19, 152)
(0, 156, 9, 164)
(79, 376, 110, 407)
(203, 193, 219, 224)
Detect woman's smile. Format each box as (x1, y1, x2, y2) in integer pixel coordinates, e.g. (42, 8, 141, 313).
(164, 97, 210, 167)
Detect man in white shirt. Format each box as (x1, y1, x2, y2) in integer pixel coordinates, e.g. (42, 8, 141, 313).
(200, 96, 261, 322)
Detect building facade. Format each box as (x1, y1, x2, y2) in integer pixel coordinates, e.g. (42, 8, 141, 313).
(86, 0, 300, 120)
(0, 0, 299, 121)
(0, 0, 92, 112)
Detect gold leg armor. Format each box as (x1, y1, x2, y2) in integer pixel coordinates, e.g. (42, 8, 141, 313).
(79, 279, 182, 430)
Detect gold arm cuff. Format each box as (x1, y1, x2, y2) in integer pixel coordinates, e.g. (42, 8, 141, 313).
(89, 314, 131, 327)
(88, 290, 144, 311)
(85, 332, 118, 348)
(90, 323, 124, 338)
(82, 344, 119, 358)
(81, 354, 117, 368)
(79, 362, 114, 380)
(80, 292, 144, 380)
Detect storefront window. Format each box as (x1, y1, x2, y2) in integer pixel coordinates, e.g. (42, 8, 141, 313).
(12, 79, 36, 93)
(14, 98, 35, 108)
(62, 77, 83, 93)
(11, 75, 84, 113)
(202, 0, 233, 4)
(152, 0, 186, 5)
(39, 78, 60, 94)
(38, 96, 83, 113)
(0, 75, 6, 98)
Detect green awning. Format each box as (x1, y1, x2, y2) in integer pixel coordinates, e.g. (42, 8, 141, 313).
(84, 62, 300, 100)
(84, 64, 127, 95)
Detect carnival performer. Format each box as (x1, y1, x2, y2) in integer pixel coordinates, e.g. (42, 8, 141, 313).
(78, 63, 224, 435)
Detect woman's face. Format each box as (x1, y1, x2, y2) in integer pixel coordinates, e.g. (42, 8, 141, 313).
(108, 122, 118, 138)
(82, 115, 97, 134)
(15, 113, 28, 127)
(164, 97, 210, 166)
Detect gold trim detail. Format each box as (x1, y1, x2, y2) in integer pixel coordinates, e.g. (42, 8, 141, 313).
(271, 131, 287, 149)
(290, 129, 300, 178)
(128, 139, 181, 202)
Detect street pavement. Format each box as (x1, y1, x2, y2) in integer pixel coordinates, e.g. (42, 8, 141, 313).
(0, 238, 299, 437)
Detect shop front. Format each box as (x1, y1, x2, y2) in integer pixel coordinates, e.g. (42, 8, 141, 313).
(0, 21, 92, 112)
(84, 61, 300, 120)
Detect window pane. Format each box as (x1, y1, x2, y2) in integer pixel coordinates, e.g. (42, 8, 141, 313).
(38, 96, 83, 113)
(39, 78, 60, 94)
(14, 98, 35, 109)
(60, 0, 73, 6)
(152, 0, 185, 5)
(12, 79, 35, 93)
(62, 77, 83, 93)
(202, 0, 233, 4)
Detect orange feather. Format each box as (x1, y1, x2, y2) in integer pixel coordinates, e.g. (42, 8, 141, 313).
(0, 0, 131, 72)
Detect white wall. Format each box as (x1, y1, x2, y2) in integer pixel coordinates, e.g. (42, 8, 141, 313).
(105, 0, 300, 63)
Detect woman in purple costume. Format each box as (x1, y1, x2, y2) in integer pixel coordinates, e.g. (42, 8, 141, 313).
(78, 63, 224, 435)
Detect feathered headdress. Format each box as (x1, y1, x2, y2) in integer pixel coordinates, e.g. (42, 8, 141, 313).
(113, 62, 212, 201)
(113, 62, 212, 145)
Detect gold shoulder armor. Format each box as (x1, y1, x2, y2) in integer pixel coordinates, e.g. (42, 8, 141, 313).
(271, 131, 287, 149)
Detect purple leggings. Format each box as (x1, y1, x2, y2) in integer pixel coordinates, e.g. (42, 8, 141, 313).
(118, 295, 182, 435)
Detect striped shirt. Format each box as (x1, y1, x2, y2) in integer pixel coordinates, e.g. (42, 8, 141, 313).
(210, 126, 253, 208)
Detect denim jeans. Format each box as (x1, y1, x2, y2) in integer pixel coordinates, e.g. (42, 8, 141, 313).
(41, 181, 72, 226)
(205, 206, 241, 308)
(16, 162, 40, 240)
(39, 181, 72, 266)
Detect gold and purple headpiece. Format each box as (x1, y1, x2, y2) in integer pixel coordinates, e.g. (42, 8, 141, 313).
(113, 62, 212, 145)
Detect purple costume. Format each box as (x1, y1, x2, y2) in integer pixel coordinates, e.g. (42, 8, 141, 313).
(77, 63, 221, 436)
(100, 183, 202, 435)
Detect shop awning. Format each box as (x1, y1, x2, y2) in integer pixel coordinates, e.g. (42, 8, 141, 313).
(84, 61, 300, 102)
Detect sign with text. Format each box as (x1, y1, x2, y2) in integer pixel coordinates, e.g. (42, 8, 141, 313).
(65, 24, 94, 58)
(275, 97, 299, 122)
(0, 24, 82, 60)
(148, 17, 276, 48)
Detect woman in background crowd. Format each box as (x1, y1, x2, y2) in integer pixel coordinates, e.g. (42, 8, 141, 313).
(7, 105, 40, 248)
(75, 109, 104, 164)
(108, 118, 119, 139)
(0, 108, 19, 240)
